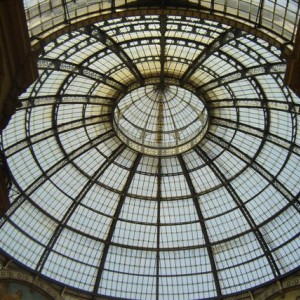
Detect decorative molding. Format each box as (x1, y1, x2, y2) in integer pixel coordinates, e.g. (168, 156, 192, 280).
(256, 276, 300, 300)
(0, 269, 65, 300)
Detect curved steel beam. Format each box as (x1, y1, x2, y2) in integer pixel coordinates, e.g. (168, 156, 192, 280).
(0, 130, 116, 231)
(35, 144, 126, 274)
(4, 114, 111, 157)
(18, 95, 114, 109)
(160, 15, 167, 85)
(181, 28, 243, 83)
(206, 133, 299, 208)
(177, 154, 222, 298)
(198, 62, 286, 93)
(194, 145, 282, 280)
(156, 157, 162, 300)
(93, 153, 143, 296)
(210, 117, 300, 157)
(38, 58, 126, 90)
(81, 25, 144, 85)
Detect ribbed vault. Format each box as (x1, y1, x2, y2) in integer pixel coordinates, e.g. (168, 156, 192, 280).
(0, 12, 300, 300)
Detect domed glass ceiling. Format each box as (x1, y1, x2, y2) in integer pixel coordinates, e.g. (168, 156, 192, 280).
(114, 85, 209, 156)
(1, 10, 300, 300)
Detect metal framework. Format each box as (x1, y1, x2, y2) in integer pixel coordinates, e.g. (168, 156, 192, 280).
(0, 8, 300, 300)
(23, 0, 300, 57)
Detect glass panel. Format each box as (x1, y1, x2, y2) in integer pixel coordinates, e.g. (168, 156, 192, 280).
(160, 222, 204, 248)
(112, 221, 157, 248)
(43, 251, 99, 291)
(0, 221, 45, 269)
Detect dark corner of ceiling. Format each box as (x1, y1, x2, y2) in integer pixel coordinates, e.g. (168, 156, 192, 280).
(0, 153, 11, 216)
(0, 0, 38, 214)
(0, 0, 38, 132)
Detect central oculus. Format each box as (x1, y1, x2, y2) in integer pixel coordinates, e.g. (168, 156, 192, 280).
(113, 85, 209, 156)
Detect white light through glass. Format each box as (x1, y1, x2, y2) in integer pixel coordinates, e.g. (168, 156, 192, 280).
(113, 85, 209, 156)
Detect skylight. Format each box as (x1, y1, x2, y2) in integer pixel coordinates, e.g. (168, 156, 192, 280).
(1, 7, 300, 300)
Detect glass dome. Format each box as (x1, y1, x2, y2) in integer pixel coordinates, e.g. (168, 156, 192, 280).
(0, 10, 300, 300)
(113, 85, 209, 156)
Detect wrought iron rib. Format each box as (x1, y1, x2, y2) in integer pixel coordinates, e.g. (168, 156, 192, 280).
(194, 146, 282, 279)
(177, 154, 222, 298)
(93, 153, 143, 296)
